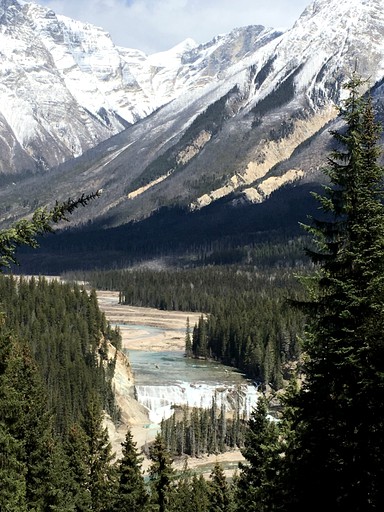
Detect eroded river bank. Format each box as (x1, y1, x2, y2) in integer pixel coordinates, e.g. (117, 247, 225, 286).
(96, 289, 247, 476)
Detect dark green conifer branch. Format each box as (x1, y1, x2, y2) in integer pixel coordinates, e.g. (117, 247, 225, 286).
(0, 190, 101, 269)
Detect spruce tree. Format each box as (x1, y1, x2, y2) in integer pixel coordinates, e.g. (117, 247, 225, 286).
(235, 396, 281, 512)
(281, 74, 384, 510)
(0, 329, 74, 511)
(114, 428, 148, 512)
(65, 423, 93, 511)
(82, 396, 117, 512)
(148, 434, 175, 512)
(0, 423, 27, 511)
(185, 317, 192, 357)
(0, 323, 28, 511)
(208, 462, 232, 512)
(171, 458, 194, 512)
(191, 474, 210, 512)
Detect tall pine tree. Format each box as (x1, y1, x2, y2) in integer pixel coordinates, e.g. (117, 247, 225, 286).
(0, 328, 75, 511)
(281, 74, 384, 510)
(235, 396, 281, 512)
(82, 396, 117, 512)
(114, 427, 148, 512)
(148, 434, 175, 512)
(208, 461, 233, 512)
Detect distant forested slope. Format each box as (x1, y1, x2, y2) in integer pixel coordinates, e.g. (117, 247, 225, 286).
(12, 182, 320, 274)
(78, 263, 307, 389)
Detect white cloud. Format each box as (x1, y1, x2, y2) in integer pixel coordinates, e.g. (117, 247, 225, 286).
(38, 0, 310, 54)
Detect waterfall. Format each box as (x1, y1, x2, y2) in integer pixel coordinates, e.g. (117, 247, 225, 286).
(134, 381, 259, 424)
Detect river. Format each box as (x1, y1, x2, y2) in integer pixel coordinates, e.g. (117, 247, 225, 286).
(96, 290, 259, 422)
(96, 290, 255, 474)
(127, 346, 258, 423)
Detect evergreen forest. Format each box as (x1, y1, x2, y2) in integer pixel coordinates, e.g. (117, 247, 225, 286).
(73, 264, 307, 389)
(1, 75, 384, 511)
(160, 400, 249, 457)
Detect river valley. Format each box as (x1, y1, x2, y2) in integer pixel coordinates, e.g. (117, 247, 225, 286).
(96, 290, 253, 476)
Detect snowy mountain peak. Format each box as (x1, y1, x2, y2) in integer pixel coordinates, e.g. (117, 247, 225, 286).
(148, 38, 198, 67)
(240, 0, 384, 116)
(4, 0, 384, 228)
(0, 1, 281, 173)
(294, 0, 383, 30)
(167, 37, 198, 54)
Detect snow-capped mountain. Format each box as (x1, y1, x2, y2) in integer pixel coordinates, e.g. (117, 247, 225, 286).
(0, 0, 279, 173)
(1, 0, 384, 228)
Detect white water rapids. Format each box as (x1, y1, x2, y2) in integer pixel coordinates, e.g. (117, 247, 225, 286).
(135, 382, 259, 424)
(126, 347, 259, 424)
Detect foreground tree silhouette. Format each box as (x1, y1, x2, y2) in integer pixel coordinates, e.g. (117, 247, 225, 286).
(82, 396, 117, 512)
(208, 461, 233, 512)
(148, 434, 175, 512)
(235, 396, 281, 511)
(114, 427, 148, 512)
(0, 330, 77, 511)
(281, 75, 384, 510)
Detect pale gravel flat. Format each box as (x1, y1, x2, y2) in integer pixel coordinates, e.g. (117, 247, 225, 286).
(96, 290, 202, 351)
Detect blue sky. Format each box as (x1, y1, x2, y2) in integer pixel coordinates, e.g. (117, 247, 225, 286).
(39, 0, 310, 54)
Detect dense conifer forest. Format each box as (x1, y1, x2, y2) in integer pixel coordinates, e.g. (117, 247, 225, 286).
(160, 400, 249, 457)
(14, 185, 319, 274)
(77, 264, 306, 389)
(0, 275, 121, 433)
(1, 76, 384, 511)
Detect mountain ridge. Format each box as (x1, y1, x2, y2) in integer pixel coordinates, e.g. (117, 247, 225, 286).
(2, 0, 384, 234)
(0, 0, 279, 173)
